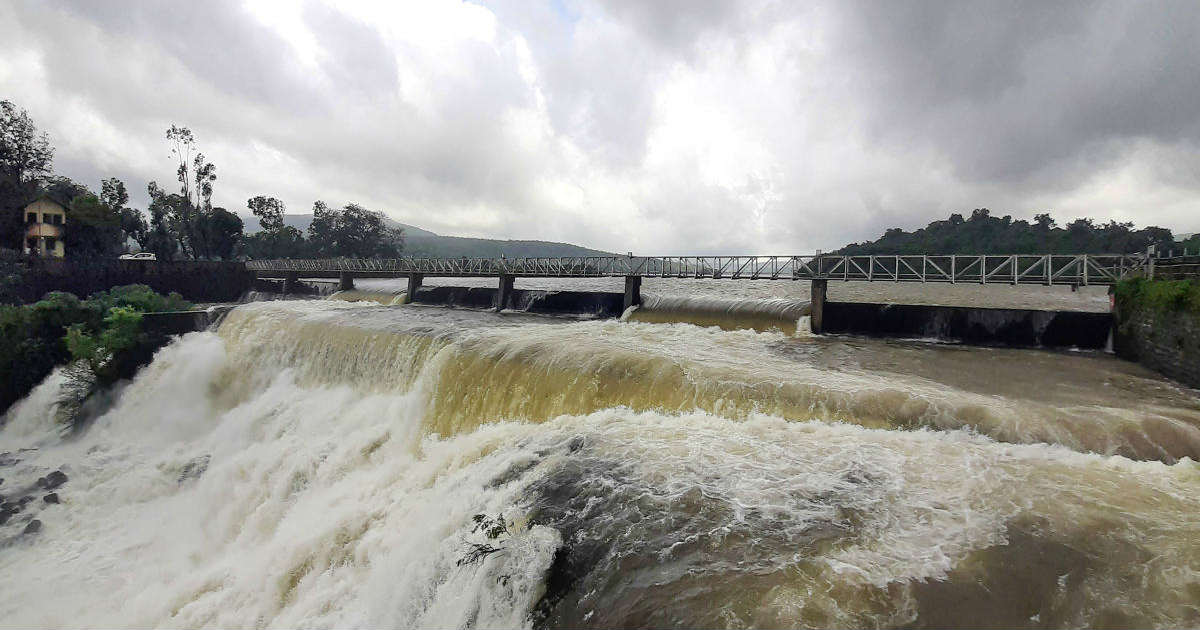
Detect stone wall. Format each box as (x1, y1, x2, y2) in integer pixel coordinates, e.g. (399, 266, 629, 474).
(17, 259, 253, 303)
(1113, 306, 1200, 389)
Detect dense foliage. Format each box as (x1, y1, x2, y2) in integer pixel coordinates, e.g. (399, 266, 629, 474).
(0, 285, 190, 418)
(1115, 278, 1200, 316)
(240, 197, 403, 259)
(839, 209, 1180, 255)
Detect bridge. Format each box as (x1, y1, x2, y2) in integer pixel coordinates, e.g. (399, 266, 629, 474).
(248, 253, 1149, 333)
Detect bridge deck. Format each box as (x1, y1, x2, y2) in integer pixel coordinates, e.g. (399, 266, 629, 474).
(247, 254, 1147, 286)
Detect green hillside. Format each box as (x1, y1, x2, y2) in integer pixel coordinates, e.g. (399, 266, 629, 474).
(242, 214, 613, 258)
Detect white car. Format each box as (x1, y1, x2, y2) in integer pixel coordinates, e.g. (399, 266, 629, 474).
(119, 252, 157, 261)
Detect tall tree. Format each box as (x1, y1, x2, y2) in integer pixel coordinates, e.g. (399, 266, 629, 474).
(306, 201, 403, 258)
(0, 101, 55, 249)
(241, 195, 305, 259)
(103, 178, 149, 250)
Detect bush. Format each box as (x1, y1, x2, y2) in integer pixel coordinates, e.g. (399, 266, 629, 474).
(1115, 278, 1200, 316)
(0, 285, 193, 420)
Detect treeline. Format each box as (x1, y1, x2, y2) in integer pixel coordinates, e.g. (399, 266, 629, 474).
(839, 209, 1196, 255)
(0, 100, 402, 262)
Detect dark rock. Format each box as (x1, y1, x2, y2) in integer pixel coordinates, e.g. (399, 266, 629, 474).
(42, 470, 68, 490)
(0, 453, 19, 467)
(18, 496, 33, 506)
(43, 493, 59, 504)
(1, 502, 19, 514)
(23, 519, 41, 534)
(178, 455, 211, 483)
(36, 476, 46, 488)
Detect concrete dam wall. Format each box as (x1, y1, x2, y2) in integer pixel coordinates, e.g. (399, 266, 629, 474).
(821, 301, 1112, 349)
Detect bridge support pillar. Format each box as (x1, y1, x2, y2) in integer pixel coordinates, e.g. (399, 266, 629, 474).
(338, 272, 355, 292)
(623, 275, 642, 312)
(406, 274, 423, 303)
(282, 272, 298, 295)
(496, 274, 515, 311)
(810, 279, 827, 334)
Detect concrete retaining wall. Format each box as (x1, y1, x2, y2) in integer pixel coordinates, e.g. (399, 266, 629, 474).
(1113, 307, 1200, 389)
(20, 260, 253, 304)
(822, 302, 1112, 349)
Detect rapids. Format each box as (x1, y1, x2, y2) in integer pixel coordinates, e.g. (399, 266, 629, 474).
(1, 292, 1199, 628)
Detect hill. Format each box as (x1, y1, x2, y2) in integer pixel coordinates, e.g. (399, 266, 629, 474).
(241, 214, 613, 258)
(837, 209, 1188, 255)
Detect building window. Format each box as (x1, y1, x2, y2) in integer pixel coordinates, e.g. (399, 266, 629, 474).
(26, 212, 38, 224)
(44, 237, 56, 252)
(51, 214, 63, 226)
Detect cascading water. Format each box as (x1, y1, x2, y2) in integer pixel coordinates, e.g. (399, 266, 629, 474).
(2, 297, 1200, 628)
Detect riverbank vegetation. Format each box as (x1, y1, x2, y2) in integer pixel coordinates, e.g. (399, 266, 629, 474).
(0, 285, 190, 422)
(839, 208, 1187, 255)
(1, 99, 402, 265)
(1114, 278, 1200, 316)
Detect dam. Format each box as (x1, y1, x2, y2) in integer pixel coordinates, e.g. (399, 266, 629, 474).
(1, 271, 1198, 628)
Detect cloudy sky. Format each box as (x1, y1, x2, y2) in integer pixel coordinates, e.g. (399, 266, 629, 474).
(2, 1, 1198, 253)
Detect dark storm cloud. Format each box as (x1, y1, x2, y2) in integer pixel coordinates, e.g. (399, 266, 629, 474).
(1, 0, 1197, 254)
(832, 0, 1200, 185)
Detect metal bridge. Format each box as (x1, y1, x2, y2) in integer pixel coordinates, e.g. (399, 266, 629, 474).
(248, 253, 1148, 286)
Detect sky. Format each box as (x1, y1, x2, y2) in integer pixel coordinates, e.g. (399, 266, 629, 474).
(2, 0, 1198, 253)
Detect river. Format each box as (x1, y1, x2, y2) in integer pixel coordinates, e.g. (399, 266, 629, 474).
(1, 280, 1197, 628)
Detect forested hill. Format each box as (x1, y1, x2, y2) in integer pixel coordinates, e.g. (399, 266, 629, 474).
(837, 209, 1196, 255)
(243, 214, 613, 258)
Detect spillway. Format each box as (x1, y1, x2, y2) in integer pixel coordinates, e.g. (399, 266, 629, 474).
(2, 296, 1199, 628)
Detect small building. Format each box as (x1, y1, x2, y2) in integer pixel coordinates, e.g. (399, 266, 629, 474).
(23, 195, 67, 258)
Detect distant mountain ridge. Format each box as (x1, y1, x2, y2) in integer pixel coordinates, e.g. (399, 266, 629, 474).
(242, 214, 613, 258)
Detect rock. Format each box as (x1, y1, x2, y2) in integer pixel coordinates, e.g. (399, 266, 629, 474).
(43, 493, 59, 504)
(18, 495, 34, 506)
(0, 511, 9, 526)
(0, 502, 19, 514)
(36, 477, 46, 488)
(23, 519, 41, 534)
(42, 470, 68, 490)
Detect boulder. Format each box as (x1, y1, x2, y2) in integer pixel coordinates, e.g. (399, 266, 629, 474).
(23, 519, 41, 534)
(41, 470, 68, 490)
(43, 493, 59, 505)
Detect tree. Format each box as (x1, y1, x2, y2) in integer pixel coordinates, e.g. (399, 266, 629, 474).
(0, 101, 54, 249)
(65, 192, 124, 259)
(248, 195, 286, 232)
(306, 201, 403, 258)
(101, 178, 148, 251)
(201, 207, 243, 260)
(241, 195, 305, 259)
(145, 183, 180, 261)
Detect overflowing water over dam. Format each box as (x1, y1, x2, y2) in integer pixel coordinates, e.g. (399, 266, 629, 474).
(1, 279, 1199, 628)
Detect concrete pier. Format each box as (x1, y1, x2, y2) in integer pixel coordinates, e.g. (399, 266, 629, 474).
(496, 274, 515, 311)
(406, 274, 423, 303)
(338, 272, 355, 292)
(624, 275, 642, 311)
(810, 279, 827, 334)
(282, 272, 299, 295)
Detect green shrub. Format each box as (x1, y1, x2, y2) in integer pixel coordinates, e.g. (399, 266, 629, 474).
(0, 285, 193, 420)
(1115, 278, 1200, 315)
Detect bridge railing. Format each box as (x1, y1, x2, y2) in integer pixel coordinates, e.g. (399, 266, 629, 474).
(246, 253, 1149, 285)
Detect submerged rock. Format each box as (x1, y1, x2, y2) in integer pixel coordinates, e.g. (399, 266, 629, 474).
(43, 493, 59, 505)
(22, 519, 41, 535)
(39, 471, 68, 491)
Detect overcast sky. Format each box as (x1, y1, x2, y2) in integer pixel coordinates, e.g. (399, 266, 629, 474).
(2, 1, 1198, 253)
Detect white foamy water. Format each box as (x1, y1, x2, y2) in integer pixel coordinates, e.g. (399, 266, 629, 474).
(1, 299, 1198, 628)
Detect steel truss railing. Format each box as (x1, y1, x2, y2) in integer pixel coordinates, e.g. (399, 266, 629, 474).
(246, 253, 1149, 286)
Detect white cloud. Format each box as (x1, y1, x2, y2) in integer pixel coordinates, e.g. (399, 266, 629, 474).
(2, 0, 1198, 255)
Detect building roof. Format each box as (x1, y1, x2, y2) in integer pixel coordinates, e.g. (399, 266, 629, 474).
(26, 192, 71, 210)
